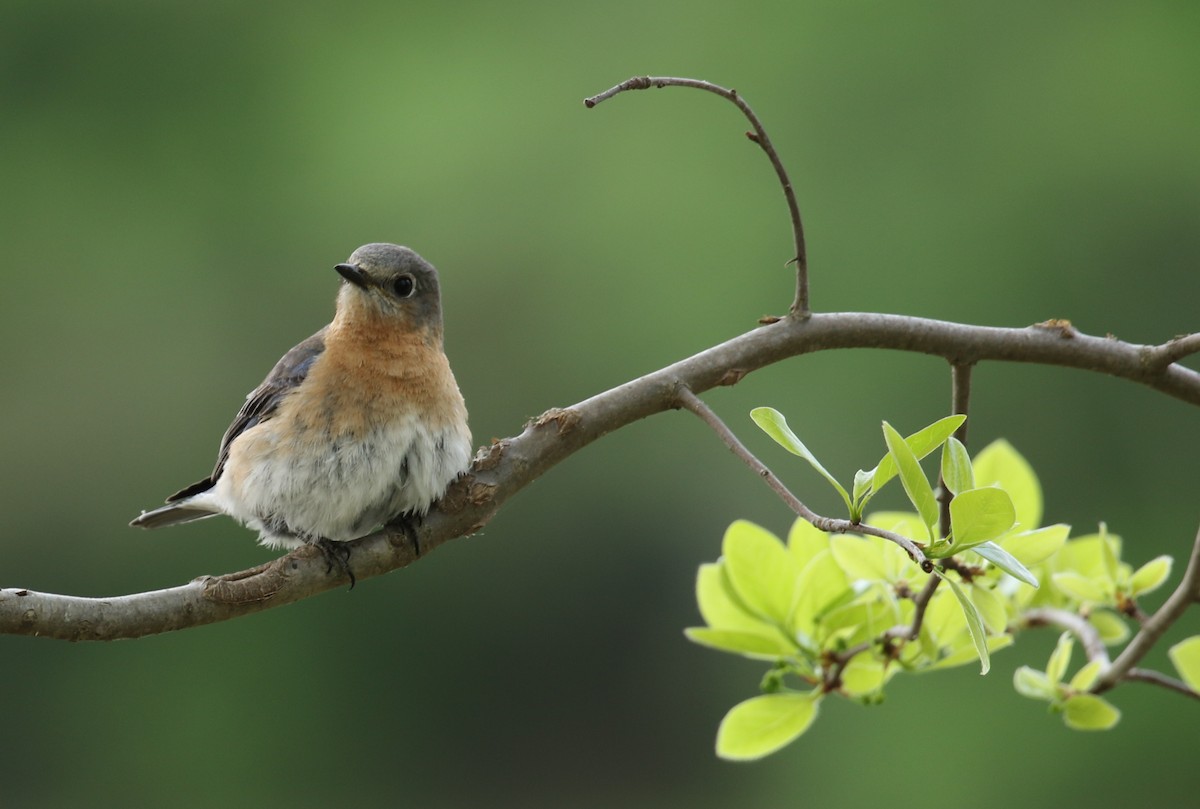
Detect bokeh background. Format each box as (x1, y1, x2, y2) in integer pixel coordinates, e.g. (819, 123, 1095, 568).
(2, 2, 1198, 806)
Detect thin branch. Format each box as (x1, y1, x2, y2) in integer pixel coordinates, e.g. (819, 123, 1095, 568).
(1021, 607, 1111, 666)
(1125, 668, 1200, 702)
(1093, 523, 1200, 692)
(4, 313, 1200, 640)
(675, 386, 930, 571)
(938, 362, 974, 537)
(584, 76, 810, 317)
(887, 573, 943, 642)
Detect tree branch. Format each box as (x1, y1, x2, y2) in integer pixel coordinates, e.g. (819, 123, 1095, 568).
(584, 76, 810, 317)
(4, 312, 1200, 641)
(1021, 606, 1112, 667)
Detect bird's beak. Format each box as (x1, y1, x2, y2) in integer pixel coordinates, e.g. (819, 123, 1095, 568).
(335, 263, 369, 288)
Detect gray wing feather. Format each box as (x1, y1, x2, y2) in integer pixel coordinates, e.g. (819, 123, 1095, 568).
(165, 328, 327, 502)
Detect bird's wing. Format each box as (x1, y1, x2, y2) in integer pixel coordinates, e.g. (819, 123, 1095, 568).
(166, 328, 328, 502)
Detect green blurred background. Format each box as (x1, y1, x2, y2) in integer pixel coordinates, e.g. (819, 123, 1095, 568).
(2, 1, 1198, 806)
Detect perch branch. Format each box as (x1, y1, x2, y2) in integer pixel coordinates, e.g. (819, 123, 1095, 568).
(4, 313, 1200, 640)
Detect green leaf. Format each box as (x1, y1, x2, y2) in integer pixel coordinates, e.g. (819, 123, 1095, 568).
(1051, 571, 1108, 604)
(1046, 632, 1073, 685)
(751, 408, 852, 515)
(786, 518, 829, 570)
(790, 549, 851, 637)
(866, 415, 967, 494)
(1055, 531, 1116, 580)
(684, 627, 795, 659)
(1168, 636, 1200, 693)
(940, 437, 974, 496)
(840, 655, 891, 697)
(722, 521, 798, 624)
(715, 692, 821, 761)
(695, 563, 767, 633)
(970, 541, 1040, 587)
(852, 468, 875, 505)
(1062, 694, 1121, 731)
(972, 439, 1043, 530)
(948, 487, 1016, 548)
(1069, 660, 1105, 692)
(934, 569, 990, 674)
(830, 535, 891, 583)
(998, 524, 1070, 568)
(1088, 610, 1130, 645)
(882, 422, 939, 540)
(1129, 555, 1173, 597)
(1098, 524, 1120, 586)
(1013, 666, 1056, 700)
(928, 634, 1012, 670)
(969, 584, 1009, 634)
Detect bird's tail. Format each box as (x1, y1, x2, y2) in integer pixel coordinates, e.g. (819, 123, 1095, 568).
(130, 503, 218, 530)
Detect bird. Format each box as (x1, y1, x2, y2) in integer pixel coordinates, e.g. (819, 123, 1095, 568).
(131, 243, 472, 568)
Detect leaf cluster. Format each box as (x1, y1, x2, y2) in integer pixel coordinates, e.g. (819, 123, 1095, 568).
(688, 410, 1198, 760)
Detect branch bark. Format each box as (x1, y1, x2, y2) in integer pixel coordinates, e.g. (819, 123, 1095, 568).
(4, 312, 1199, 640)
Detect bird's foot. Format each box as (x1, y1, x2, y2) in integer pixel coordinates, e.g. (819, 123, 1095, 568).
(315, 537, 357, 590)
(391, 512, 424, 557)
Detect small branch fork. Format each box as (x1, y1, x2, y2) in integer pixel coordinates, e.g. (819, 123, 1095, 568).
(585, 76, 810, 317)
(675, 385, 930, 572)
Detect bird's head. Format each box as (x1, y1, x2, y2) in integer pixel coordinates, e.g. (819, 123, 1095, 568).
(332, 243, 444, 337)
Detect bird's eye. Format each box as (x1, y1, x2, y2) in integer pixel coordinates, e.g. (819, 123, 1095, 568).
(393, 275, 416, 298)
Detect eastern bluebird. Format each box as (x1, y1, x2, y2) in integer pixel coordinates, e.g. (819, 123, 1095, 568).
(131, 243, 472, 560)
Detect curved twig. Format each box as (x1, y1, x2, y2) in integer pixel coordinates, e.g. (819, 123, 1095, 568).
(1021, 607, 1112, 667)
(585, 76, 810, 316)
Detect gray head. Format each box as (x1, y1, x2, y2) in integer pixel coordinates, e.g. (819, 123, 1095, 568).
(333, 243, 444, 334)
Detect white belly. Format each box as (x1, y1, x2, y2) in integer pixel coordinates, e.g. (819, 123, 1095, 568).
(202, 413, 472, 549)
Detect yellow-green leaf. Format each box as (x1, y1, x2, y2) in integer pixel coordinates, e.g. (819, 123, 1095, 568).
(970, 584, 1009, 634)
(949, 487, 1016, 547)
(940, 436, 973, 495)
(1069, 660, 1105, 692)
(883, 421, 938, 540)
(695, 563, 765, 633)
(1129, 555, 1173, 597)
(934, 569, 990, 675)
(998, 524, 1070, 568)
(722, 520, 798, 623)
(1013, 665, 1056, 700)
(1168, 636, 1200, 693)
(715, 693, 820, 761)
(972, 439, 1042, 530)
(1062, 694, 1121, 731)
(1046, 632, 1074, 685)
(1088, 610, 1130, 645)
(684, 627, 795, 660)
(1051, 572, 1108, 604)
(787, 518, 830, 570)
(751, 407, 852, 514)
